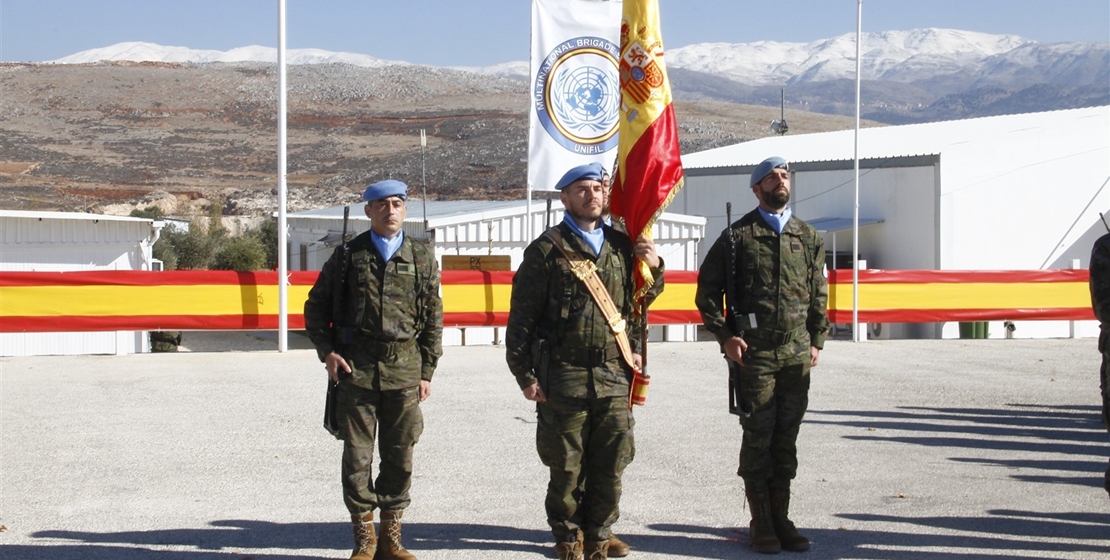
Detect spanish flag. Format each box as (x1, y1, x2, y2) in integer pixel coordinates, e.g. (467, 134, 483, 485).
(610, 0, 684, 300)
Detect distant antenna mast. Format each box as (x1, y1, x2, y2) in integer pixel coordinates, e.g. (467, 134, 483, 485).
(420, 129, 428, 234)
(771, 88, 789, 135)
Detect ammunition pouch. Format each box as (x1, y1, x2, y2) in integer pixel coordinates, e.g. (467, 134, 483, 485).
(553, 345, 621, 368)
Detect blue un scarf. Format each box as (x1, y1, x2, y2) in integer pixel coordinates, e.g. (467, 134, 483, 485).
(562, 215, 604, 256)
(758, 206, 792, 234)
(371, 230, 404, 262)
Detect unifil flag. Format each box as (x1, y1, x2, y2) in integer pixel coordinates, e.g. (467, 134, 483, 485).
(528, 0, 623, 192)
(610, 0, 684, 299)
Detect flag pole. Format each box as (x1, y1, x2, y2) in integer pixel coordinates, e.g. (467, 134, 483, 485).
(277, 0, 289, 352)
(852, 0, 862, 342)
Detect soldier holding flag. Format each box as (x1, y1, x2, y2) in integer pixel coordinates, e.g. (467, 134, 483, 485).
(506, 162, 663, 560)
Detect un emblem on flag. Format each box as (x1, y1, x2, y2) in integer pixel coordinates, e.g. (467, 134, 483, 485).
(534, 36, 620, 155)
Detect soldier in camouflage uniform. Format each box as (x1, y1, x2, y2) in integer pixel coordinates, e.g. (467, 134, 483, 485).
(1088, 232, 1110, 499)
(695, 157, 829, 554)
(506, 163, 664, 560)
(304, 179, 443, 560)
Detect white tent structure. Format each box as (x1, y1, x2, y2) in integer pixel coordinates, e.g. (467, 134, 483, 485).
(0, 210, 164, 356)
(672, 106, 1110, 339)
(287, 200, 707, 345)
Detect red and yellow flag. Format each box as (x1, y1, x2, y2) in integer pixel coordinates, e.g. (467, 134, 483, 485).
(610, 0, 685, 299)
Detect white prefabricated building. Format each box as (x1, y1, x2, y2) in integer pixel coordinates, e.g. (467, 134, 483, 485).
(674, 106, 1110, 340)
(286, 199, 707, 345)
(0, 210, 164, 356)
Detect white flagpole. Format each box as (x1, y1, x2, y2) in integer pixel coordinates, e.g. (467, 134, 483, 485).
(277, 0, 289, 351)
(852, 0, 862, 342)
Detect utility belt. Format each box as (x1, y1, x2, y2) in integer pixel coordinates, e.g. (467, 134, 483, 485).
(553, 345, 622, 368)
(745, 325, 808, 347)
(337, 327, 417, 358)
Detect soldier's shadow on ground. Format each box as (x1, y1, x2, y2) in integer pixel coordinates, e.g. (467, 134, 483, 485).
(648, 509, 1110, 559)
(12, 512, 1110, 559)
(20, 521, 544, 559)
(16, 521, 739, 559)
(807, 404, 1110, 488)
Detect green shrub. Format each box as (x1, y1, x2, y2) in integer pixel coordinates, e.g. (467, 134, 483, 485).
(173, 219, 219, 270)
(212, 235, 267, 271)
(245, 217, 279, 270)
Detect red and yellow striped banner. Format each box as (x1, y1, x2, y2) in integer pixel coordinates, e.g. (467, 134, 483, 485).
(827, 269, 1093, 323)
(0, 269, 1093, 333)
(0, 270, 318, 332)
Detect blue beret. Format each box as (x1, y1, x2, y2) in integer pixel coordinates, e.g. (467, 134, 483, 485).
(750, 156, 789, 188)
(555, 162, 605, 190)
(362, 179, 408, 201)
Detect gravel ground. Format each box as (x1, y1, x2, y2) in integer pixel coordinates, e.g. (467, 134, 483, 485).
(2, 338, 1108, 559)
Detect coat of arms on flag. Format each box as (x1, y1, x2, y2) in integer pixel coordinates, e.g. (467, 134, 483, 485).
(619, 35, 665, 105)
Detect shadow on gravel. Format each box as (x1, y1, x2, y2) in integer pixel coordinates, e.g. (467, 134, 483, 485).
(644, 521, 1110, 560)
(807, 404, 1110, 488)
(17, 515, 1110, 559)
(15, 521, 756, 559)
(832, 509, 1110, 557)
(24, 521, 549, 558)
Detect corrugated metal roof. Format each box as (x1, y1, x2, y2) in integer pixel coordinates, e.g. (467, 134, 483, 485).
(290, 198, 705, 228)
(289, 200, 529, 222)
(682, 106, 1110, 170)
(0, 210, 157, 223)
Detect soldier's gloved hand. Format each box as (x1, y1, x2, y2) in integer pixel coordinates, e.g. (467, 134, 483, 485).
(324, 352, 352, 383)
(523, 382, 547, 403)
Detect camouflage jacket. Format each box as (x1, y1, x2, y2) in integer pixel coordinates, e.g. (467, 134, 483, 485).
(505, 222, 664, 399)
(304, 231, 443, 390)
(695, 208, 829, 354)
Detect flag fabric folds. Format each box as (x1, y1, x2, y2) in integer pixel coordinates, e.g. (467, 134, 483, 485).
(528, 0, 623, 192)
(610, 0, 684, 299)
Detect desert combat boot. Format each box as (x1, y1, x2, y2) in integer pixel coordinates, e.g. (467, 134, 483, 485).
(377, 509, 416, 560)
(350, 512, 377, 560)
(584, 539, 611, 560)
(606, 534, 630, 557)
(554, 531, 584, 560)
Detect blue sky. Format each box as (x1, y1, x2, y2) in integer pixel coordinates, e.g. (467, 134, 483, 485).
(1, 0, 1107, 65)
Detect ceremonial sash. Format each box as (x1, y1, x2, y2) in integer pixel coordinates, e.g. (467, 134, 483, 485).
(544, 229, 649, 408)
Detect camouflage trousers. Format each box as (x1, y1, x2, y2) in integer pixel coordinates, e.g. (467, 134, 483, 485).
(1101, 349, 1110, 495)
(536, 395, 635, 542)
(1101, 349, 1110, 431)
(735, 355, 811, 494)
(338, 382, 424, 516)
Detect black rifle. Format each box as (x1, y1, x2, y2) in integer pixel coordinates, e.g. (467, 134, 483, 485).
(725, 202, 751, 417)
(323, 206, 351, 438)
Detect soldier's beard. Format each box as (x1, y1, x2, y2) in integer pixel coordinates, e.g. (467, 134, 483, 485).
(762, 187, 789, 210)
(566, 205, 602, 227)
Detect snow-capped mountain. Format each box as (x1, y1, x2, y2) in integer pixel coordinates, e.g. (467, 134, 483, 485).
(666, 29, 1035, 85)
(50, 29, 1104, 88)
(50, 41, 408, 68)
(45, 29, 1109, 124)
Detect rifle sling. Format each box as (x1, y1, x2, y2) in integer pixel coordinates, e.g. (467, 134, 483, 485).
(544, 229, 639, 373)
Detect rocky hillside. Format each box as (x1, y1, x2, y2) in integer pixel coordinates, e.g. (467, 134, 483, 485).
(0, 61, 872, 218)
